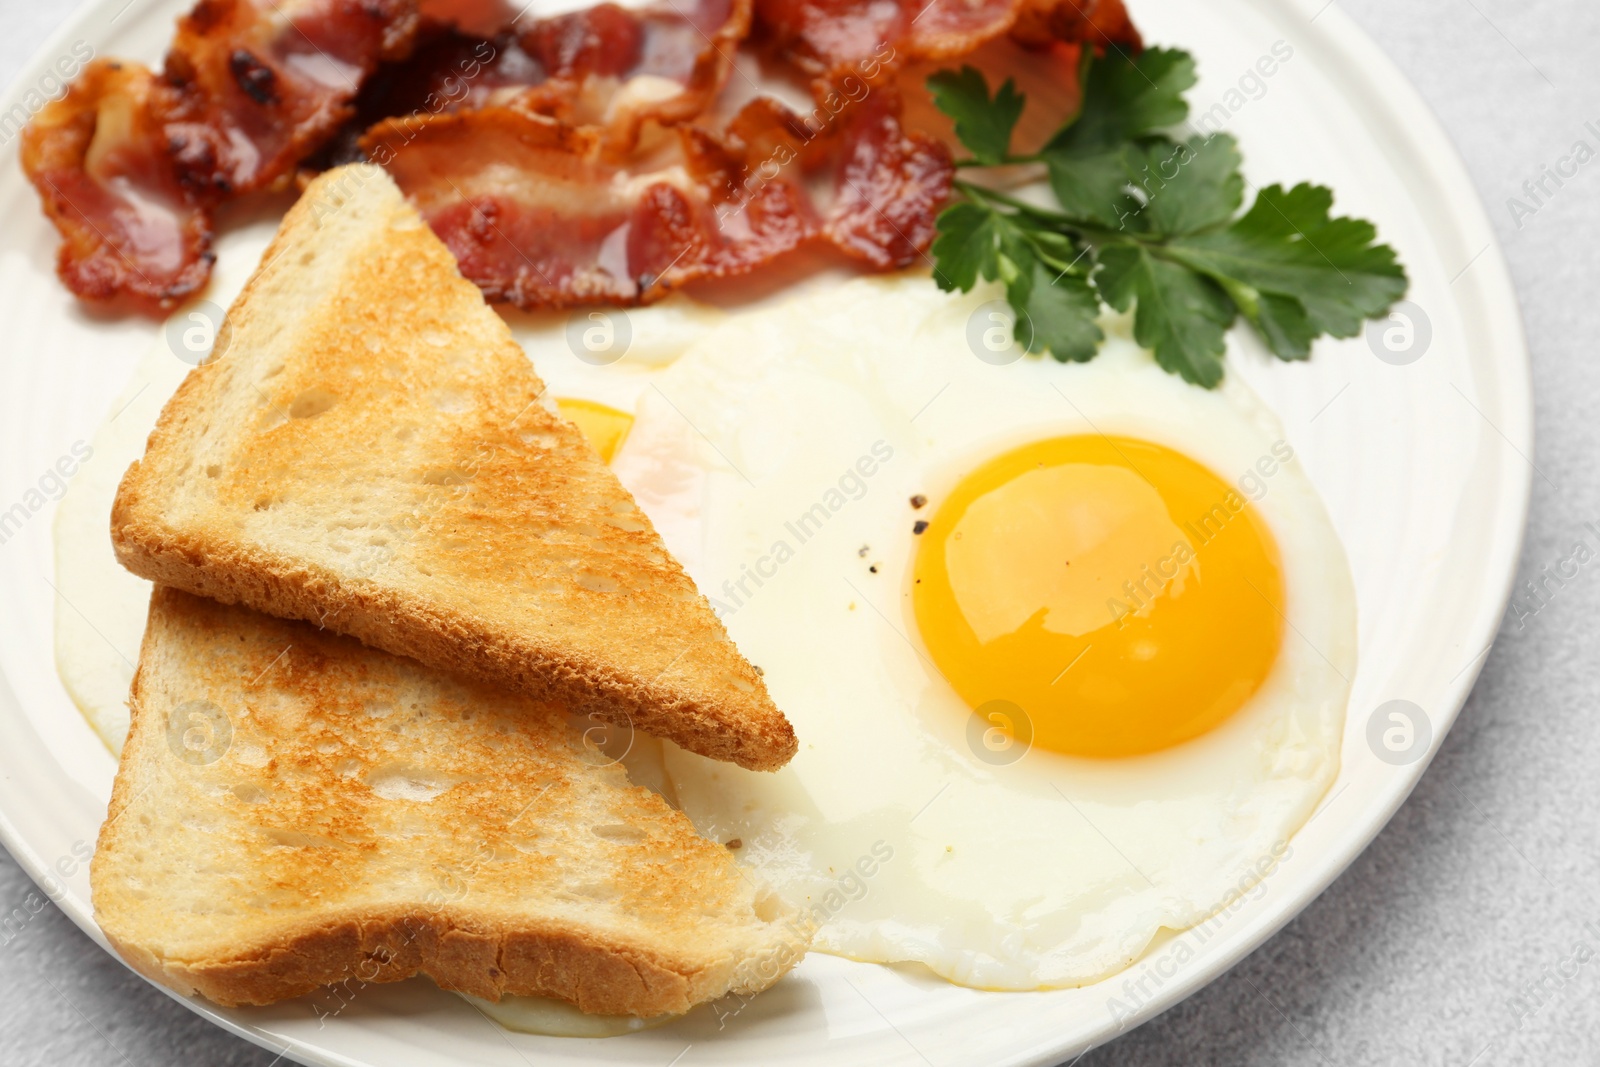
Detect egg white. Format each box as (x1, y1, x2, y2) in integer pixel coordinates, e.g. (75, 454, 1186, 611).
(614, 274, 1356, 990)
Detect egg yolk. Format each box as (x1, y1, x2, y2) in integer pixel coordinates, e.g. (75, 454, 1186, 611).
(556, 398, 634, 463)
(912, 435, 1285, 758)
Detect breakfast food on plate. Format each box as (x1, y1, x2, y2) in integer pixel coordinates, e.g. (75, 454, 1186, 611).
(110, 163, 795, 773)
(753, 0, 1138, 87)
(19, 59, 216, 306)
(927, 50, 1408, 385)
(19, 0, 1138, 310)
(92, 586, 800, 1012)
(19, 0, 1401, 395)
(610, 274, 1356, 987)
(33, 0, 1408, 1036)
(361, 89, 953, 307)
(20, 0, 417, 309)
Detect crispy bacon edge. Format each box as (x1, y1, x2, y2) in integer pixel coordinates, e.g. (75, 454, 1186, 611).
(361, 103, 817, 307)
(361, 81, 950, 307)
(20, 60, 214, 311)
(350, 0, 754, 162)
(528, 0, 754, 157)
(19, 0, 1133, 313)
(158, 0, 422, 196)
(21, 0, 420, 309)
(753, 0, 1142, 88)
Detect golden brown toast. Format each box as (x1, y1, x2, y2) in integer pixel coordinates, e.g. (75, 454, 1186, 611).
(110, 163, 795, 772)
(91, 587, 803, 1012)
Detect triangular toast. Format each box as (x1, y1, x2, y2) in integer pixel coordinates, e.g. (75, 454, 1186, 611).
(92, 587, 802, 1011)
(111, 164, 795, 771)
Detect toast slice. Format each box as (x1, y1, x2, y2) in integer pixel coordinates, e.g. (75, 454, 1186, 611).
(110, 163, 795, 772)
(92, 586, 803, 1012)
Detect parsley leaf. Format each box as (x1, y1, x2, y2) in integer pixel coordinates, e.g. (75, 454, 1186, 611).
(1009, 213, 1086, 275)
(1040, 48, 1199, 227)
(1164, 183, 1409, 338)
(1127, 134, 1243, 236)
(1015, 259, 1103, 363)
(1042, 145, 1140, 229)
(1048, 47, 1196, 153)
(1249, 292, 1319, 361)
(926, 53, 1407, 385)
(931, 201, 1003, 291)
(933, 200, 1103, 360)
(1096, 244, 1233, 386)
(927, 66, 1025, 167)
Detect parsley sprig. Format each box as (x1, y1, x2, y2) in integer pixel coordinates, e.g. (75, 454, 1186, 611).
(927, 48, 1408, 386)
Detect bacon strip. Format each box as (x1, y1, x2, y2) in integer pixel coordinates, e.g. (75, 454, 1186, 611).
(416, 0, 515, 38)
(363, 104, 815, 305)
(21, 0, 417, 308)
(821, 90, 951, 269)
(753, 0, 1140, 86)
(1009, 0, 1142, 52)
(523, 0, 750, 151)
(158, 0, 420, 195)
(693, 90, 952, 270)
(20, 61, 213, 310)
(364, 84, 949, 307)
(22, 0, 1123, 312)
(343, 0, 751, 160)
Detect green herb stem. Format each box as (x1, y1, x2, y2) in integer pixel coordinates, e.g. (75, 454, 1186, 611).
(953, 154, 1046, 169)
(953, 181, 1129, 245)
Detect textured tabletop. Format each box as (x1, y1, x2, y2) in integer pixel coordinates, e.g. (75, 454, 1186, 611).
(1, 1, 1595, 1064)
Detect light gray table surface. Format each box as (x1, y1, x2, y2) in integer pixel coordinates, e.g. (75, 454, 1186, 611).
(1, 1, 1595, 1064)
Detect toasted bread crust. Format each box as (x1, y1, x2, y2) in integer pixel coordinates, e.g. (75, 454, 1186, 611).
(110, 163, 795, 772)
(108, 906, 785, 1012)
(93, 588, 804, 1014)
(109, 515, 796, 771)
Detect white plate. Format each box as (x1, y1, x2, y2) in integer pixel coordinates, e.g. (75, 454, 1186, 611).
(0, 0, 1531, 1063)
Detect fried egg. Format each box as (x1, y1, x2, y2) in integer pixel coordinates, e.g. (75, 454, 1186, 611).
(613, 274, 1354, 989)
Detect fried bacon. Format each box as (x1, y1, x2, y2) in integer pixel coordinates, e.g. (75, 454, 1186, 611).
(364, 83, 949, 306)
(158, 0, 420, 195)
(20, 61, 213, 310)
(363, 104, 816, 306)
(522, 0, 750, 150)
(21, 0, 1134, 312)
(821, 90, 950, 269)
(695, 90, 952, 270)
(348, 0, 752, 159)
(21, 0, 416, 309)
(752, 0, 1141, 86)
(416, 0, 515, 37)
(1009, 0, 1142, 52)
